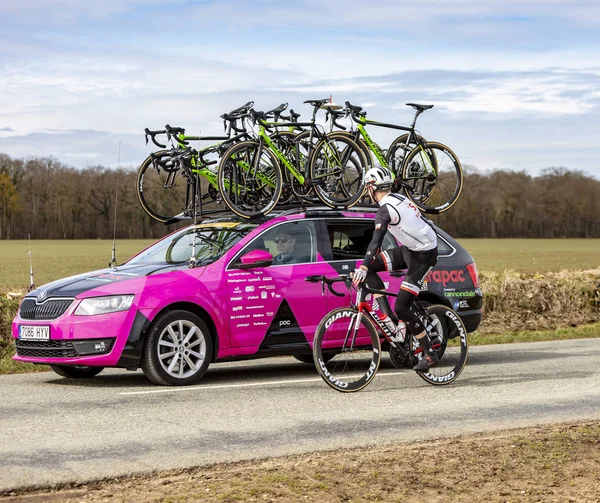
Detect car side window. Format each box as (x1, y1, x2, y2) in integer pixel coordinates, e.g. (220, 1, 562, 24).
(437, 235, 454, 257)
(237, 221, 317, 266)
(326, 221, 395, 260)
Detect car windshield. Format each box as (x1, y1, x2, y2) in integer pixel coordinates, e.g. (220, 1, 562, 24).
(126, 222, 257, 266)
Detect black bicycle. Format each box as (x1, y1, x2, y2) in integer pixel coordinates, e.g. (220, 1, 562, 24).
(306, 273, 469, 392)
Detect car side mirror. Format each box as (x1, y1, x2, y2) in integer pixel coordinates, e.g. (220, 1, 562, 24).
(234, 250, 273, 269)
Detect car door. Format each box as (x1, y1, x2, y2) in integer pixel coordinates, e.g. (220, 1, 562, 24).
(225, 220, 332, 350)
(321, 218, 401, 311)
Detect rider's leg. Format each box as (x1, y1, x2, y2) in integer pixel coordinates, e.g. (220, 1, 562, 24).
(393, 247, 438, 370)
(365, 252, 398, 323)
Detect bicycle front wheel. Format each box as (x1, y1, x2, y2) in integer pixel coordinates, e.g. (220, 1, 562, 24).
(401, 142, 463, 213)
(136, 150, 189, 223)
(415, 304, 468, 385)
(217, 140, 283, 219)
(309, 136, 367, 209)
(313, 308, 381, 392)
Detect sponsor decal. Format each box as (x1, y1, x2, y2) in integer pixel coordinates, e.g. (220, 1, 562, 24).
(325, 310, 354, 329)
(247, 295, 259, 300)
(444, 291, 476, 297)
(425, 371, 455, 383)
(231, 315, 250, 320)
(279, 320, 291, 326)
(232, 306, 243, 312)
(261, 291, 268, 299)
(459, 300, 470, 308)
(233, 287, 241, 293)
(270, 292, 281, 299)
(253, 313, 264, 318)
(229, 279, 249, 283)
(236, 323, 250, 328)
(262, 277, 273, 281)
(318, 359, 348, 389)
(248, 278, 262, 283)
(267, 311, 274, 316)
(258, 284, 275, 290)
(230, 296, 243, 301)
(247, 305, 264, 310)
(427, 269, 466, 287)
(245, 286, 255, 292)
(254, 322, 268, 326)
(229, 272, 250, 277)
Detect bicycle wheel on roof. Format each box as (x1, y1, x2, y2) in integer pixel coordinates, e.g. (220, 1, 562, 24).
(309, 136, 367, 209)
(217, 140, 283, 219)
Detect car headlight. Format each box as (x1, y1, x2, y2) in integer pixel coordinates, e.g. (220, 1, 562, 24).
(75, 295, 135, 316)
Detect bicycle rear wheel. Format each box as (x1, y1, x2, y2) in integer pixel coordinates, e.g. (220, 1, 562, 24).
(415, 304, 468, 385)
(136, 150, 189, 223)
(313, 308, 381, 392)
(217, 140, 283, 219)
(401, 142, 463, 213)
(309, 136, 367, 209)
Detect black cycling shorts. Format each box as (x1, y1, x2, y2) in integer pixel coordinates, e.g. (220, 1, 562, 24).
(370, 246, 438, 296)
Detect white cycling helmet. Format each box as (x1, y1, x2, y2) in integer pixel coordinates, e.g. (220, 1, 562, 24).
(364, 165, 393, 189)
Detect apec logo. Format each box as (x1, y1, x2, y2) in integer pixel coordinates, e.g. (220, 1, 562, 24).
(427, 269, 466, 287)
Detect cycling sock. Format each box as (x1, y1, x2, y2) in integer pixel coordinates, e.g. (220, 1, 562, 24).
(418, 334, 432, 354)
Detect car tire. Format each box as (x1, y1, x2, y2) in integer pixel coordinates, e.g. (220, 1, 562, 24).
(141, 310, 213, 386)
(49, 365, 104, 378)
(293, 352, 335, 365)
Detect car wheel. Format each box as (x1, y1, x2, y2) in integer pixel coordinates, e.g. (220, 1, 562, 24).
(49, 365, 104, 378)
(293, 352, 335, 365)
(141, 310, 213, 386)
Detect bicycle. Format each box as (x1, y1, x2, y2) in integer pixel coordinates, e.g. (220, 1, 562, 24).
(217, 99, 368, 219)
(305, 273, 468, 392)
(137, 102, 254, 223)
(331, 102, 463, 214)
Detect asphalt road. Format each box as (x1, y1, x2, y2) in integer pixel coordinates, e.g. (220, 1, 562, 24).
(1, 338, 599, 492)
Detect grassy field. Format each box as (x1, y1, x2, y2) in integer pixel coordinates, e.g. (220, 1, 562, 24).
(0, 239, 154, 291)
(0, 238, 599, 291)
(458, 238, 600, 273)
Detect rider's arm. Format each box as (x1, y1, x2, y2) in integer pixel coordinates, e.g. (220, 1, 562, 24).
(360, 206, 393, 269)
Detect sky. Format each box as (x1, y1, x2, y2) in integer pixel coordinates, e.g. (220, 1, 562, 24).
(1, 0, 599, 178)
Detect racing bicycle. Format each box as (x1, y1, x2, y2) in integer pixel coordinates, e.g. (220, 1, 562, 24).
(331, 102, 463, 214)
(305, 273, 469, 392)
(217, 99, 368, 219)
(137, 102, 254, 223)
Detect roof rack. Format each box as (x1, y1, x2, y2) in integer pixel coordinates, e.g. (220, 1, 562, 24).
(163, 202, 379, 225)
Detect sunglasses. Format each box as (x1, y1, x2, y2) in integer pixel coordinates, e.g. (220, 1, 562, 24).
(273, 236, 293, 244)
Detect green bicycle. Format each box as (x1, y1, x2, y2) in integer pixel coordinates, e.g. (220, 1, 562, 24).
(330, 102, 463, 214)
(137, 103, 253, 223)
(217, 99, 368, 219)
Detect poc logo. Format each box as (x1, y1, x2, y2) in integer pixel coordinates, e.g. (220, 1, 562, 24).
(279, 320, 291, 327)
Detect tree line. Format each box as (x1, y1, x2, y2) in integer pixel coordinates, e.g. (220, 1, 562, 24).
(0, 153, 599, 239)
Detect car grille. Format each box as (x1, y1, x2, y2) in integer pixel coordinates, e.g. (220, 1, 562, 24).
(19, 298, 74, 320)
(15, 340, 78, 358)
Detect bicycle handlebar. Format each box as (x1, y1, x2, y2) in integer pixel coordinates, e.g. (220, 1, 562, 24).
(165, 124, 189, 145)
(305, 274, 351, 297)
(144, 128, 167, 149)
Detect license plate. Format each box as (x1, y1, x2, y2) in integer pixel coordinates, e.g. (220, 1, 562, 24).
(19, 325, 50, 340)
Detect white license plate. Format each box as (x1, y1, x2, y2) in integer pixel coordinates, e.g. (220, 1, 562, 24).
(19, 325, 50, 340)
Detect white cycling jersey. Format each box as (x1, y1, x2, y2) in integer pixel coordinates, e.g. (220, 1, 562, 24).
(378, 193, 437, 251)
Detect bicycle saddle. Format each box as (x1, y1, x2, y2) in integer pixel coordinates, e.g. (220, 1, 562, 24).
(345, 101, 363, 113)
(406, 103, 434, 111)
(265, 103, 289, 115)
(304, 98, 329, 107)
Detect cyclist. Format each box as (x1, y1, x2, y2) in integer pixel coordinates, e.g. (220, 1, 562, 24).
(352, 166, 439, 370)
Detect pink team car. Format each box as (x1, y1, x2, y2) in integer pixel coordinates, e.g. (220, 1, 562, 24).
(12, 208, 482, 386)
